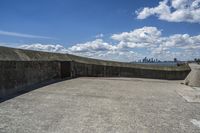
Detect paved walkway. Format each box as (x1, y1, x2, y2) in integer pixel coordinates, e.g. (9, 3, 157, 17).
(0, 78, 200, 133)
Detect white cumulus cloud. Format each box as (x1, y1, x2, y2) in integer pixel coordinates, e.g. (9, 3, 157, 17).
(112, 27, 200, 60)
(67, 39, 139, 61)
(136, 0, 200, 23)
(111, 27, 161, 49)
(69, 39, 117, 53)
(18, 26, 200, 61)
(19, 44, 69, 53)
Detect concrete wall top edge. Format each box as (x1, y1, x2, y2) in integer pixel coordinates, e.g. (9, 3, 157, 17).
(0, 46, 190, 71)
(0, 46, 72, 61)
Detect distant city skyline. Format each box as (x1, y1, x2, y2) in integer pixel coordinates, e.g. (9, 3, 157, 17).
(0, 0, 200, 61)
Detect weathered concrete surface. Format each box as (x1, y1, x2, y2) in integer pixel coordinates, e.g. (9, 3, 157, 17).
(0, 78, 200, 133)
(0, 47, 191, 98)
(0, 61, 62, 98)
(177, 86, 200, 103)
(184, 64, 200, 87)
(71, 62, 190, 80)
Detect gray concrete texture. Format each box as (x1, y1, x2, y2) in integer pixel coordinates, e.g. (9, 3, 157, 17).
(0, 46, 191, 98)
(0, 77, 200, 133)
(71, 62, 190, 80)
(0, 61, 61, 97)
(0, 60, 190, 98)
(184, 64, 200, 87)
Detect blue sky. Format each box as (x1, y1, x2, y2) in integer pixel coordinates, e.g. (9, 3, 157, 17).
(0, 0, 200, 61)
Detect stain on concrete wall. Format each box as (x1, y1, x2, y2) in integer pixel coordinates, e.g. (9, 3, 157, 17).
(72, 62, 190, 80)
(0, 61, 61, 97)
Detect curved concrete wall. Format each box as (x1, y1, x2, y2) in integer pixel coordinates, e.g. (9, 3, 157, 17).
(0, 46, 191, 98)
(0, 46, 190, 72)
(71, 62, 190, 80)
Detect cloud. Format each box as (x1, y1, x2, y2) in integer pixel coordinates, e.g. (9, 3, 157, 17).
(112, 27, 200, 60)
(136, 0, 200, 23)
(95, 33, 104, 38)
(67, 39, 140, 61)
(19, 44, 69, 53)
(111, 27, 161, 49)
(0, 30, 54, 39)
(18, 41, 139, 62)
(69, 39, 117, 53)
(18, 26, 200, 61)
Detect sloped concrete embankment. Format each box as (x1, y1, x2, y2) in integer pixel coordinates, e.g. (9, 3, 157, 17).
(184, 64, 200, 87)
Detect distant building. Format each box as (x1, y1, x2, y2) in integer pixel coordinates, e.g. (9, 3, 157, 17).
(140, 57, 160, 63)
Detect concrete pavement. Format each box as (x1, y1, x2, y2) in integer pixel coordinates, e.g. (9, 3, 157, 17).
(0, 77, 200, 133)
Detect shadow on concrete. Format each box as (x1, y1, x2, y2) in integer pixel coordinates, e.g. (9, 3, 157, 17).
(0, 77, 75, 103)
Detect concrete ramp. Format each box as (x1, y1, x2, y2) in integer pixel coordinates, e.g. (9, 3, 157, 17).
(184, 64, 200, 87)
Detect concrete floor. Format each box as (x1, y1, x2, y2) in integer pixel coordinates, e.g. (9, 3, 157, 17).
(0, 77, 200, 133)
